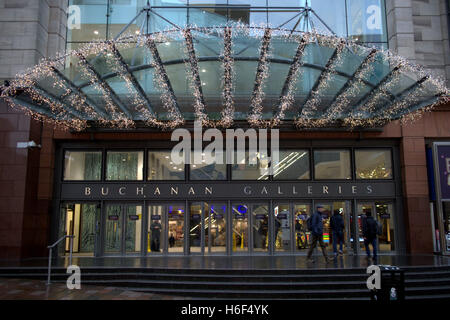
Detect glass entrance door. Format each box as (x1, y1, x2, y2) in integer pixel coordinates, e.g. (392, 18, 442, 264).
(356, 201, 396, 253)
(104, 203, 143, 255)
(60, 202, 100, 257)
(274, 203, 291, 252)
(189, 202, 227, 254)
(293, 203, 311, 252)
(147, 203, 185, 254)
(232, 202, 269, 254)
(319, 201, 352, 255)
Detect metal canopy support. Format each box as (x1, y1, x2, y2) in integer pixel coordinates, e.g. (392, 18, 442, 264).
(76, 52, 133, 118)
(50, 66, 109, 119)
(184, 28, 208, 121)
(249, 28, 272, 120)
(76, 56, 378, 91)
(274, 36, 308, 119)
(351, 65, 401, 117)
(324, 48, 377, 118)
(298, 41, 345, 117)
(145, 36, 183, 119)
(108, 42, 156, 117)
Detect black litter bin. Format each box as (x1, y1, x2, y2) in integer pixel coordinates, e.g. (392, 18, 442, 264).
(369, 265, 405, 302)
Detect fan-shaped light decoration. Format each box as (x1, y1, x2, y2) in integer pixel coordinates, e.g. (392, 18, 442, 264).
(1, 25, 448, 131)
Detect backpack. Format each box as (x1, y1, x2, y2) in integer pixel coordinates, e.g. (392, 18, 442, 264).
(376, 221, 383, 236)
(366, 218, 378, 238)
(306, 216, 313, 231)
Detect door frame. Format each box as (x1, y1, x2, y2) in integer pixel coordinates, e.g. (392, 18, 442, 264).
(146, 201, 186, 255)
(60, 201, 101, 257)
(317, 200, 353, 255)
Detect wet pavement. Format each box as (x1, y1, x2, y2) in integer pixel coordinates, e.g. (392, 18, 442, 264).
(0, 278, 188, 300)
(0, 254, 449, 270)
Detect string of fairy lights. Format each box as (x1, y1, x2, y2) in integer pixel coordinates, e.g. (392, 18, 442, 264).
(0, 25, 448, 132)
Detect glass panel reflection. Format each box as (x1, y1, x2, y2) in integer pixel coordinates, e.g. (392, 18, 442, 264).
(106, 151, 144, 180)
(190, 151, 227, 180)
(355, 149, 392, 179)
(314, 149, 351, 180)
(64, 151, 102, 180)
(273, 150, 310, 180)
(148, 151, 185, 180)
(232, 151, 269, 180)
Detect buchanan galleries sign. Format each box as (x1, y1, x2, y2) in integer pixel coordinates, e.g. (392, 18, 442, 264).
(60, 182, 396, 200)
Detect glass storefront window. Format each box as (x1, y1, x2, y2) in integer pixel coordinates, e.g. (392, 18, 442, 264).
(355, 149, 392, 179)
(106, 151, 144, 180)
(64, 151, 102, 180)
(314, 149, 351, 180)
(273, 150, 310, 180)
(231, 151, 269, 180)
(190, 152, 227, 180)
(148, 151, 185, 180)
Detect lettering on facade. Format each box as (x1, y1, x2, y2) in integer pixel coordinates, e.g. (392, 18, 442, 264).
(68, 183, 386, 199)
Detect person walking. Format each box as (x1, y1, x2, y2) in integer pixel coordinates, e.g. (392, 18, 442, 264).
(330, 209, 345, 258)
(362, 210, 378, 261)
(307, 205, 331, 263)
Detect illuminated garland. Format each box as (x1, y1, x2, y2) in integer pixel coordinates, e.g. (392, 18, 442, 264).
(219, 26, 235, 128)
(248, 28, 272, 127)
(0, 25, 448, 132)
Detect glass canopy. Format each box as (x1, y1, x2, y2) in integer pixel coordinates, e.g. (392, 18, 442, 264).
(1, 25, 448, 130)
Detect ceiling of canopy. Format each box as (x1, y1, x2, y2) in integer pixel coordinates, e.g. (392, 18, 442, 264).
(1, 25, 449, 131)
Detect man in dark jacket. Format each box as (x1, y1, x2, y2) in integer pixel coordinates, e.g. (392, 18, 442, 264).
(330, 209, 345, 257)
(307, 205, 331, 263)
(362, 210, 378, 261)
